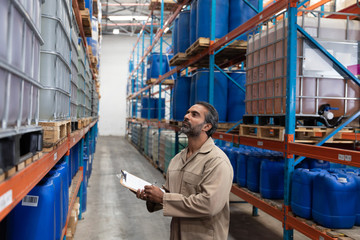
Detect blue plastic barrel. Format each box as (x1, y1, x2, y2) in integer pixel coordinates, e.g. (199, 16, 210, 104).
(313, 173, 357, 228)
(147, 53, 168, 79)
(173, 76, 192, 121)
(225, 147, 239, 183)
(54, 162, 69, 228)
(6, 178, 55, 240)
(190, 74, 196, 106)
(190, 0, 197, 45)
(291, 168, 325, 219)
(178, 10, 190, 53)
(236, 149, 250, 187)
(155, 98, 165, 119)
(227, 71, 246, 122)
(260, 159, 284, 199)
(141, 97, 156, 119)
(354, 173, 360, 226)
(172, 17, 179, 55)
(229, 0, 259, 40)
(194, 69, 228, 122)
(246, 150, 263, 192)
(197, 0, 229, 39)
(46, 170, 63, 240)
(82, 156, 89, 213)
(307, 158, 330, 169)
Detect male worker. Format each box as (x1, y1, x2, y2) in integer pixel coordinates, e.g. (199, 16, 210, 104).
(136, 102, 233, 240)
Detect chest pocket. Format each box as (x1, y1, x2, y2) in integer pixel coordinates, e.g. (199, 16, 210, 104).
(181, 172, 202, 196)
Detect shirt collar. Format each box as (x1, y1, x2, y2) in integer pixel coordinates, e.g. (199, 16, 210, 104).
(198, 137, 214, 154)
(179, 137, 214, 162)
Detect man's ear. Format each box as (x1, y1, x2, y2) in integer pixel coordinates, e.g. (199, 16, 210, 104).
(202, 123, 212, 132)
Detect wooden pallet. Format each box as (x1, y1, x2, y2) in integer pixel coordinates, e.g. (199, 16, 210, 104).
(149, 0, 178, 11)
(0, 152, 43, 182)
(185, 37, 247, 67)
(169, 52, 188, 66)
(80, 9, 92, 37)
(239, 124, 285, 141)
(77, 117, 92, 130)
(294, 127, 357, 143)
(43, 137, 68, 153)
(240, 124, 358, 143)
(39, 120, 71, 148)
(146, 78, 175, 85)
(217, 122, 241, 133)
(90, 56, 98, 67)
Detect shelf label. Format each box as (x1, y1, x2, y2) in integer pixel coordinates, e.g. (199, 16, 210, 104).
(319, 236, 324, 240)
(338, 154, 352, 162)
(54, 152, 57, 161)
(22, 195, 39, 207)
(257, 141, 264, 146)
(73, 138, 75, 143)
(219, 135, 223, 139)
(0, 190, 13, 212)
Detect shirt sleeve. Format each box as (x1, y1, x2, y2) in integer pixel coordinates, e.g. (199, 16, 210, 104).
(162, 159, 233, 218)
(146, 201, 163, 212)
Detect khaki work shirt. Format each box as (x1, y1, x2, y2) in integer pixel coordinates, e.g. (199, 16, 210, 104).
(148, 137, 233, 240)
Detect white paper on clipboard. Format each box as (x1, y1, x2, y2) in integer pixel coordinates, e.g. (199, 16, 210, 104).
(117, 170, 165, 193)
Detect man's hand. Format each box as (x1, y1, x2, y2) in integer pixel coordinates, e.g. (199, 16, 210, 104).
(144, 185, 164, 204)
(136, 185, 164, 204)
(136, 188, 147, 200)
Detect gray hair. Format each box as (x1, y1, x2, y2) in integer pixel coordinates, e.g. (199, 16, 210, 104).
(195, 101, 219, 137)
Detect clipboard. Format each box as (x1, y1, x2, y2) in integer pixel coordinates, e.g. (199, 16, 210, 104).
(117, 170, 165, 193)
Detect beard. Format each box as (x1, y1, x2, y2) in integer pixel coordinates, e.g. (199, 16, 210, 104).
(180, 120, 205, 137)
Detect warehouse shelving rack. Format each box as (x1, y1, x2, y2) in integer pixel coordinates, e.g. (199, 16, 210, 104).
(126, 0, 360, 239)
(0, 121, 98, 236)
(0, 2, 100, 238)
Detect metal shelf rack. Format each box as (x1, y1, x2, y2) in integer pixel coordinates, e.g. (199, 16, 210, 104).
(0, 120, 97, 221)
(126, 0, 360, 239)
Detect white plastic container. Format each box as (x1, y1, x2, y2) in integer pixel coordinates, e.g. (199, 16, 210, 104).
(0, 0, 43, 129)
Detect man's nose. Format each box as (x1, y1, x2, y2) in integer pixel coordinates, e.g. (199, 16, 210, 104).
(184, 113, 190, 121)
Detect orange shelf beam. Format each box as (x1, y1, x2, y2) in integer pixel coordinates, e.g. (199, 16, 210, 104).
(289, 142, 360, 167)
(61, 167, 83, 240)
(286, 215, 336, 240)
(231, 185, 284, 222)
(0, 142, 68, 221)
(0, 120, 97, 221)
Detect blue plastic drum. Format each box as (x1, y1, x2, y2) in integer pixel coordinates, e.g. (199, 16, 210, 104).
(6, 178, 56, 240)
(197, 0, 229, 39)
(177, 10, 191, 53)
(194, 69, 228, 122)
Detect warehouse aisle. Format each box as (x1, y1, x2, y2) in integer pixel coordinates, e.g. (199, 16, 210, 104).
(75, 136, 309, 240)
(74, 136, 171, 240)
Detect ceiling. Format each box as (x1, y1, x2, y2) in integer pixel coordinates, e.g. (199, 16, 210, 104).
(101, 0, 174, 36)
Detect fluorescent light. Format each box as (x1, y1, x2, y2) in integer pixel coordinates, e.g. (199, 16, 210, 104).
(113, 29, 120, 34)
(108, 16, 150, 21)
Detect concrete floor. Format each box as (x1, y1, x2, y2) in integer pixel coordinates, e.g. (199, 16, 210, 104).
(75, 136, 309, 240)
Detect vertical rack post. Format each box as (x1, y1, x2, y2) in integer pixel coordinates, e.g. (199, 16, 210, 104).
(209, 0, 216, 105)
(136, 34, 140, 118)
(158, 0, 165, 121)
(283, 2, 297, 239)
(141, 28, 145, 119)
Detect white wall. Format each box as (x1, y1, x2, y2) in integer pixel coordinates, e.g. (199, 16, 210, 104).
(99, 35, 137, 136)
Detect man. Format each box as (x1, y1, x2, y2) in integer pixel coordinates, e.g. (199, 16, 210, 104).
(136, 102, 233, 240)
